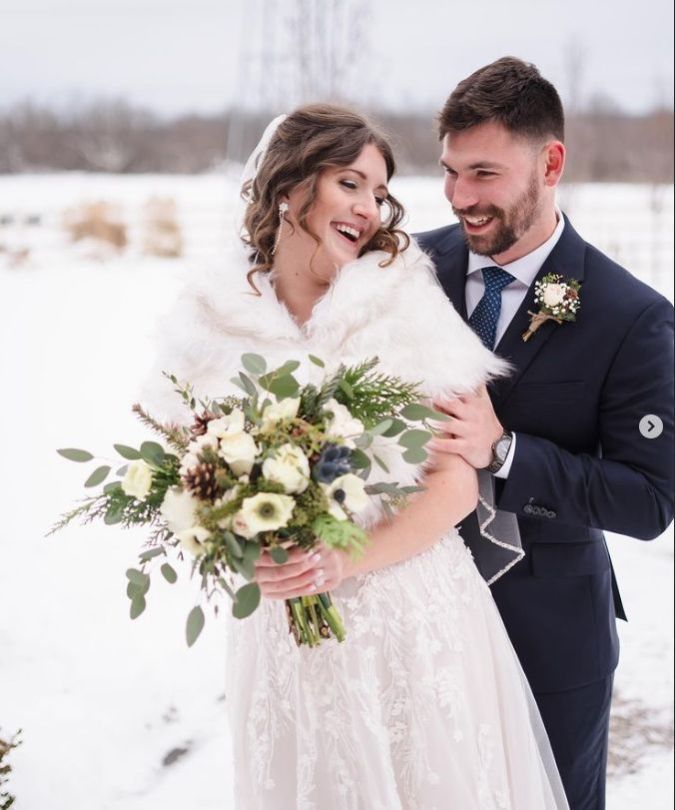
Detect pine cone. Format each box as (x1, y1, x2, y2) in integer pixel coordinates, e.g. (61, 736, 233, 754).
(190, 411, 213, 437)
(183, 462, 220, 501)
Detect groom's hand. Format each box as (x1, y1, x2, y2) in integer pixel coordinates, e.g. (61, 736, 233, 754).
(430, 385, 503, 470)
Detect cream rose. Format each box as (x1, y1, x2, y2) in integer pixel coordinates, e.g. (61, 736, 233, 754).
(159, 487, 200, 534)
(207, 409, 246, 437)
(324, 398, 364, 447)
(175, 525, 210, 557)
(235, 493, 295, 537)
(262, 444, 310, 494)
(218, 431, 258, 476)
(322, 473, 369, 517)
(260, 397, 300, 430)
(121, 459, 153, 500)
(542, 283, 566, 308)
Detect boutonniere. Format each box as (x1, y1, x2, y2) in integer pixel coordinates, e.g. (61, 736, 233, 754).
(522, 273, 582, 342)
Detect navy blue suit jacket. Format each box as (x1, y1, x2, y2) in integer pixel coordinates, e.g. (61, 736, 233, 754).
(417, 217, 674, 693)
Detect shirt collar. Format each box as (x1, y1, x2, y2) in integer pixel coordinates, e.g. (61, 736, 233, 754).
(467, 208, 565, 286)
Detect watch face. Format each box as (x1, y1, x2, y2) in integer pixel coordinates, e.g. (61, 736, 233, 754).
(495, 436, 511, 462)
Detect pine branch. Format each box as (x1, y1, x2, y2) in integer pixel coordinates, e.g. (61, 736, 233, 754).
(46, 495, 109, 536)
(132, 403, 188, 452)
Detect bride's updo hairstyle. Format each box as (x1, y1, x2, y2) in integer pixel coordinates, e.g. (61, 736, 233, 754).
(241, 104, 409, 288)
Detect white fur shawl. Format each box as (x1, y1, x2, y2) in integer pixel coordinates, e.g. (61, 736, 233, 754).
(142, 240, 507, 425)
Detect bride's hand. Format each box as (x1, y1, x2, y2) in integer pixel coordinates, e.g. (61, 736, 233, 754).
(254, 545, 350, 600)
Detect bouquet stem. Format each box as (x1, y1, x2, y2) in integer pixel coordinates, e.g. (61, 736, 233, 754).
(285, 592, 345, 646)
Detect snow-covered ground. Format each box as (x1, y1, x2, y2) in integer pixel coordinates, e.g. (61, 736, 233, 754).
(0, 174, 672, 808)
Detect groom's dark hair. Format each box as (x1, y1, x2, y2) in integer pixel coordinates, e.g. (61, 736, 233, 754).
(438, 57, 564, 143)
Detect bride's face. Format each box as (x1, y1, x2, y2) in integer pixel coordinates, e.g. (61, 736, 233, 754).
(283, 143, 388, 282)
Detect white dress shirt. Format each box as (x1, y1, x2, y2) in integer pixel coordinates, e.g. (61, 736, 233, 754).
(465, 212, 565, 478)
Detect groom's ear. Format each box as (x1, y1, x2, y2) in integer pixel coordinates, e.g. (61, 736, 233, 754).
(543, 141, 565, 187)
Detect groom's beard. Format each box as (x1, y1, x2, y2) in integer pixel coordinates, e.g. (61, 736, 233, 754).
(454, 171, 541, 258)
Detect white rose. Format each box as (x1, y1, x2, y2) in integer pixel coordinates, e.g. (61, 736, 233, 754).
(322, 474, 369, 516)
(176, 525, 210, 557)
(542, 283, 566, 307)
(260, 397, 300, 430)
(160, 487, 199, 534)
(207, 409, 245, 437)
(262, 444, 310, 494)
(121, 459, 153, 500)
(218, 431, 258, 476)
(324, 398, 364, 447)
(236, 493, 295, 537)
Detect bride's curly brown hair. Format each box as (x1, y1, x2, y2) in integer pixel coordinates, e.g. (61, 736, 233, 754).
(241, 104, 409, 291)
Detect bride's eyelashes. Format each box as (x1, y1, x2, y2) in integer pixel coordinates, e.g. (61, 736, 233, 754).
(339, 178, 386, 207)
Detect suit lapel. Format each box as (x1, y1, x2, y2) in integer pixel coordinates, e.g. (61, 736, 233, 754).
(431, 228, 469, 320)
(490, 216, 587, 408)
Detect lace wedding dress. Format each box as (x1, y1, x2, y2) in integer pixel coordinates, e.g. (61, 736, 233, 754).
(226, 532, 567, 809)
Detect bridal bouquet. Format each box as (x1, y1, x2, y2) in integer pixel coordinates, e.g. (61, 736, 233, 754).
(50, 355, 439, 647)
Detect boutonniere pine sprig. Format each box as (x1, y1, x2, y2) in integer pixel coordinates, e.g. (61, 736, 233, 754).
(522, 273, 581, 342)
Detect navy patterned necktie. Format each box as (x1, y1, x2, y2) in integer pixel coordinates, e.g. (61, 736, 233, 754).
(468, 267, 516, 350)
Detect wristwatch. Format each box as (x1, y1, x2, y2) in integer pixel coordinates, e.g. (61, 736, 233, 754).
(487, 430, 513, 474)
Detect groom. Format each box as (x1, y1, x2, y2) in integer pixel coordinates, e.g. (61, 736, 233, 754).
(417, 57, 674, 809)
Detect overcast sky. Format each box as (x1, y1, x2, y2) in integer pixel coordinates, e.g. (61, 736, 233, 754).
(1, 0, 673, 116)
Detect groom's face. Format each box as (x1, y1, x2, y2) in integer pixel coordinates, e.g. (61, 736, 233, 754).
(440, 121, 546, 261)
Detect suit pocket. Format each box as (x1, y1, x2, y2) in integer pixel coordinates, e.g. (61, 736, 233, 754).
(531, 541, 611, 578)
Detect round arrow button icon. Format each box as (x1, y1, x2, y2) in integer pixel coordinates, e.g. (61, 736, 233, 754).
(639, 414, 664, 439)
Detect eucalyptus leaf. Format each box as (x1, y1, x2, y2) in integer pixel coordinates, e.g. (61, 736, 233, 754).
(308, 354, 325, 368)
(57, 448, 94, 463)
(399, 429, 433, 450)
(368, 419, 393, 437)
(186, 606, 205, 647)
(104, 505, 124, 525)
(224, 532, 244, 559)
(230, 376, 250, 395)
(126, 568, 150, 587)
(161, 563, 178, 584)
(277, 360, 300, 374)
(403, 446, 428, 464)
(116, 465, 128, 476)
(232, 582, 261, 619)
(114, 444, 141, 460)
(241, 353, 267, 375)
(139, 547, 164, 562)
(372, 454, 391, 473)
(130, 595, 146, 620)
(401, 403, 450, 422)
(84, 465, 110, 488)
(268, 374, 299, 400)
(140, 441, 165, 466)
(349, 449, 371, 470)
(217, 577, 236, 600)
(270, 546, 289, 564)
(103, 481, 123, 495)
(382, 418, 408, 438)
(238, 371, 258, 397)
(353, 433, 373, 449)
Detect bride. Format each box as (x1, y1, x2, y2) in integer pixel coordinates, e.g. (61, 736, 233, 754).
(146, 104, 569, 809)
